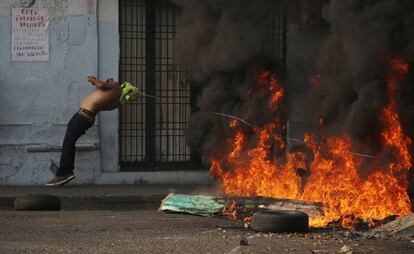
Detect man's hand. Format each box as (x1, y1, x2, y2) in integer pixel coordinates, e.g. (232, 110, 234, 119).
(87, 76, 97, 85)
(87, 76, 115, 90)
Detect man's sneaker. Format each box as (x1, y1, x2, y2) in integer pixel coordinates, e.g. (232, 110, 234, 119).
(46, 174, 75, 187)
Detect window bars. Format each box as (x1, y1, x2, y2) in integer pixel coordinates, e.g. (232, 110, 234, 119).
(118, 0, 287, 170)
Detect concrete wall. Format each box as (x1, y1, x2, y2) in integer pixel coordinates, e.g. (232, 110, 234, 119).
(0, 0, 100, 185)
(97, 0, 119, 173)
(0, 0, 219, 186)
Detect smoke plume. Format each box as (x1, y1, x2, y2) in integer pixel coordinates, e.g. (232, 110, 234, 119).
(308, 0, 414, 150)
(309, 0, 414, 200)
(173, 0, 414, 170)
(172, 0, 280, 162)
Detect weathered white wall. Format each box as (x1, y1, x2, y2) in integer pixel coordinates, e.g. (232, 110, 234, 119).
(0, 0, 215, 185)
(0, 0, 100, 185)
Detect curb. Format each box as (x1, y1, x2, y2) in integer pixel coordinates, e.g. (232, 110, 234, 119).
(0, 197, 15, 210)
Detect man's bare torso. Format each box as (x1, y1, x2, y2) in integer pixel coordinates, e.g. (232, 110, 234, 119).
(80, 77, 122, 113)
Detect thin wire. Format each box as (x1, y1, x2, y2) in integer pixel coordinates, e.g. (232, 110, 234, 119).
(286, 138, 375, 158)
(136, 90, 159, 99)
(212, 112, 253, 128)
(348, 152, 376, 159)
(288, 138, 304, 144)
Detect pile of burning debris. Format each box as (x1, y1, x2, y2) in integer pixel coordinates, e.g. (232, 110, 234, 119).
(208, 63, 412, 230)
(160, 193, 414, 239)
(160, 59, 413, 239)
(168, 0, 414, 241)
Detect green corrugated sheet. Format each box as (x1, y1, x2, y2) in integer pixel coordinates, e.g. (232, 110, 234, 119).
(159, 193, 224, 215)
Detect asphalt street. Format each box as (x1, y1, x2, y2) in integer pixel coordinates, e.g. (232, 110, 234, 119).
(1, 210, 413, 253)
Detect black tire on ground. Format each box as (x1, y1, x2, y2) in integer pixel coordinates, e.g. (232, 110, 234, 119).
(251, 210, 309, 233)
(14, 194, 61, 211)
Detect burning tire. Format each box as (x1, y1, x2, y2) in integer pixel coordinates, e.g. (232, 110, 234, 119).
(14, 194, 61, 211)
(251, 210, 309, 233)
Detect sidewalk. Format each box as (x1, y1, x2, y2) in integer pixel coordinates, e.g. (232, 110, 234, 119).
(0, 184, 216, 210)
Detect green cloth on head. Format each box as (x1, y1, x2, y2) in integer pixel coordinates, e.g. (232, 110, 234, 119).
(120, 82, 139, 103)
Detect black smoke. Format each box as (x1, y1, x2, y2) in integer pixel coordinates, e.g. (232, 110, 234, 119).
(307, 0, 414, 149)
(304, 0, 414, 204)
(173, 0, 414, 181)
(172, 0, 282, 162)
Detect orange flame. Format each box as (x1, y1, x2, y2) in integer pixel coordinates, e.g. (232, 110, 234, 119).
(243, 216, 252, 222)
(256, 70, 284, 111)
(211, 60, 412, 228)
(222, 201, 238, 220)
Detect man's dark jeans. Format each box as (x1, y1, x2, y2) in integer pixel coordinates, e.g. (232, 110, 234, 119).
(56, 113, 94, 177)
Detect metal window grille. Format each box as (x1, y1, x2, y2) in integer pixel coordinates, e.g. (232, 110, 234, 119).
(119, 0, 287, 171)
(264, 0, 287, 76)
(119, 0, 147, 168)
(119, 0, 197, 170)
(154, 1, 192, 163)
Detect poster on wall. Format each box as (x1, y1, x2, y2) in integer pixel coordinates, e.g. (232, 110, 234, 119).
(11, 7, 49, 62)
